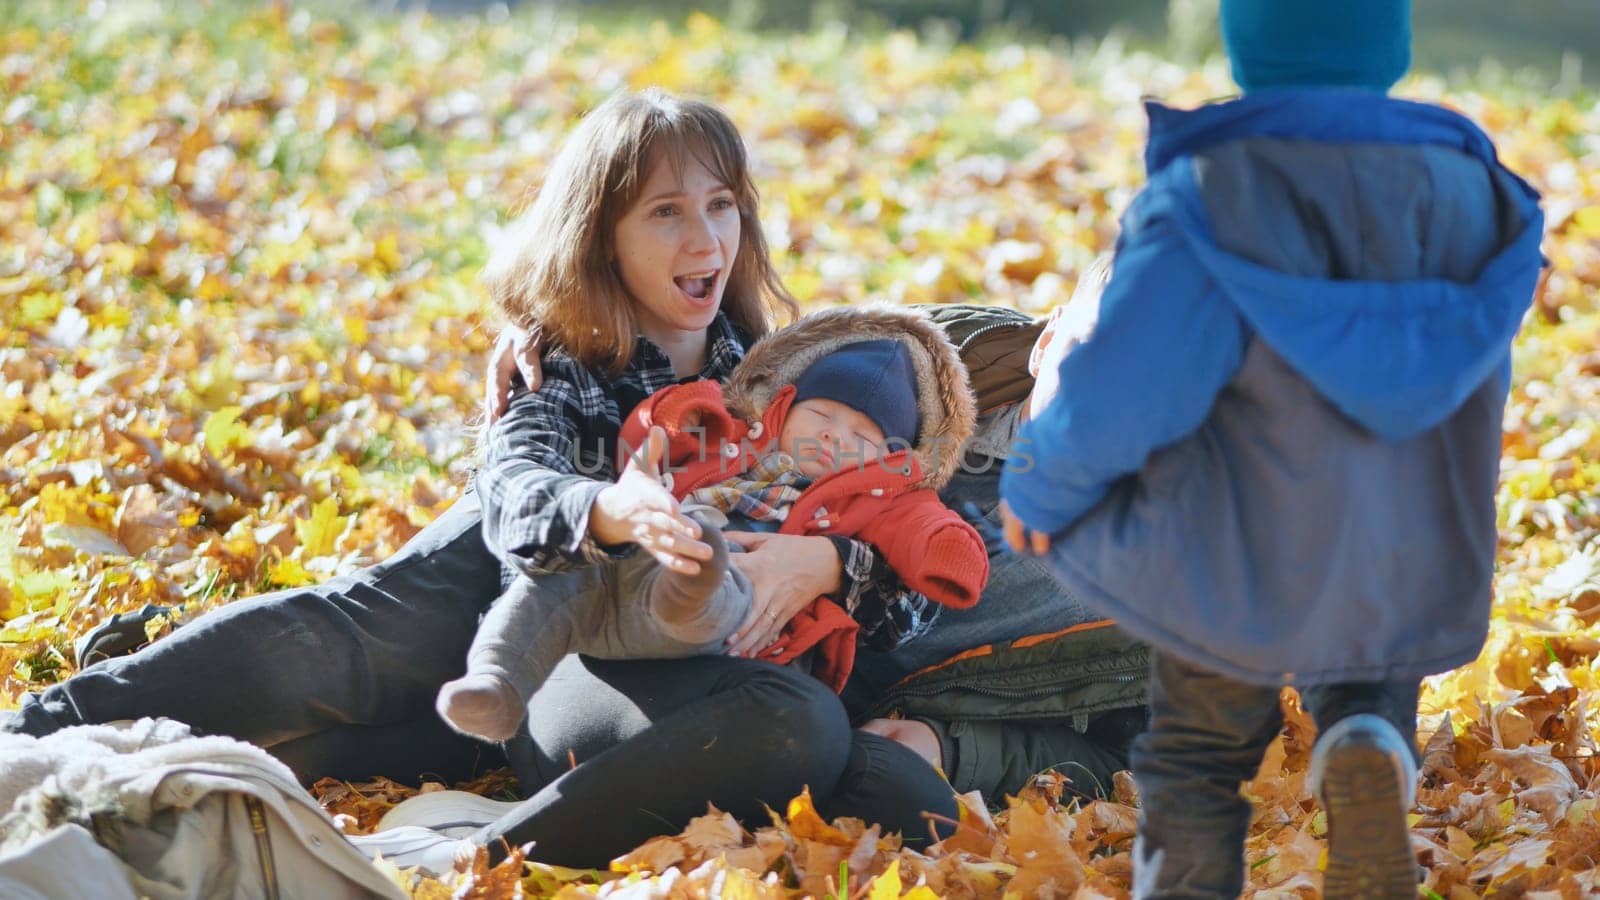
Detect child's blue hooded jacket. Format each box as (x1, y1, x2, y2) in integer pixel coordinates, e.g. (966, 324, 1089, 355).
(1001, 88, 1544, 686)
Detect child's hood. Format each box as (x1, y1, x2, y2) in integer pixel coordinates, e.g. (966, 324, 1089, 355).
(724, 305, 977, 491)
(1145, 89, 1545, 441)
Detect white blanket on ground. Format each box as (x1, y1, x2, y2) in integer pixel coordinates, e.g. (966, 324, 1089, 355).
(0, 718, 407, 900)
(0, 717, 230, 824)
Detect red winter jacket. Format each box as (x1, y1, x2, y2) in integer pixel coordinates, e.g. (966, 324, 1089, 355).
(618, 379, 988, 691)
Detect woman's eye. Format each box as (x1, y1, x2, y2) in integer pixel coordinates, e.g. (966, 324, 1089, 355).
(651, 204, 678, 218)
(710, 196, 735, 212)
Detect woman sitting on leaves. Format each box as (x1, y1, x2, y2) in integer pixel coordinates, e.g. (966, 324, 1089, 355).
(5, 89, 1146, 868)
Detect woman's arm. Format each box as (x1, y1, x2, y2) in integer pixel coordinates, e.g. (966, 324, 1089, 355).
(716, 532, 935, 656)
(478, 375, 623, 575)
(482, 379, 710, 577)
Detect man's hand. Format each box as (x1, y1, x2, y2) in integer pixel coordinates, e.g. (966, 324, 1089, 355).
(721, 532, 840, 657)
(484, 327, 543, 423)
(1000, 500, 1051, 556)
(589, 427, 713, 573)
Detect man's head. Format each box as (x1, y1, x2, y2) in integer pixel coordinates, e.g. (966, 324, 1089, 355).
(779, 339, 919, 478)
(1221, 0, 1411, 94)
(1027, 254, 1111, 423)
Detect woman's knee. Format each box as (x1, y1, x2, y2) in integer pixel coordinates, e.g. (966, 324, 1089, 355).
(824, 730, 958, 846)
(723, 664, 853, 786)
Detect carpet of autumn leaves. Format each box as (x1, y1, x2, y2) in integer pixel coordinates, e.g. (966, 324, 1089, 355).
(3, 1, 1600, 896)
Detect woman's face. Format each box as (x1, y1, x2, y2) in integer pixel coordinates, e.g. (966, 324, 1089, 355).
(613, 152, 742, 349)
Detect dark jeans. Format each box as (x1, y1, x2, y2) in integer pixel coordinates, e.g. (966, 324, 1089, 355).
(1131, 650, 1419, 899)
(6, 493, 956, 865)
(923, 709, 1145, 804)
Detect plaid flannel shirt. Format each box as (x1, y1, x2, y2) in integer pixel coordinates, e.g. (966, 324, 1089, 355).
(477, 311, 936, 650)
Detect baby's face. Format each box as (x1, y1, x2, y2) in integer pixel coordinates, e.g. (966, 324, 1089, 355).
(779, 398, 888, 478)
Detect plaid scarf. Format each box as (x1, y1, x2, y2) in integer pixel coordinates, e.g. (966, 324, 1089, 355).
(685, 452, 810, 524)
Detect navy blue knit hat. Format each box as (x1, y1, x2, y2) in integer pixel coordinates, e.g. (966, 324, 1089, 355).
(1221, 0, 1411, 93)
(792, 339, 920, 447)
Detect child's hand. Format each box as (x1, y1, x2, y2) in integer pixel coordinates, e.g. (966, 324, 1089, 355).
(1000, 501, 1051, 556)
(589, 426, 713, 573)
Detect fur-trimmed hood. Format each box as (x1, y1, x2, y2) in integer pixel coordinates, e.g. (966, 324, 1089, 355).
(723, 305, 977, 491)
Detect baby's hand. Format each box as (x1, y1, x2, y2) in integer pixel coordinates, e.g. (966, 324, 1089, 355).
(589, 427, 713, 573)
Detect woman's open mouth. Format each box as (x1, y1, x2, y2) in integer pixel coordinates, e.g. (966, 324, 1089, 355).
(674, 269, 720, 303)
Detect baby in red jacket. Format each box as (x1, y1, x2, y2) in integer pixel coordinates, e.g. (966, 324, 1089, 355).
(438, 306, 988, 742)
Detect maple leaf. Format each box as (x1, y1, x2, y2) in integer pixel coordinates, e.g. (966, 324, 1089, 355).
(203, 406, 251, 458)
(868, 859, 904, 900)
(1483, 745, 1581, 826)
(295, 497, 348, 557)
(1002, 790, 1085, 897)
(865, 859, 937, 900)
(785, 786, 854, 846)
(265, 557, 318, 588)
(608, 835, 684, 875)
(1469, 837, 1553, 886)
(116, 484, 180, 556)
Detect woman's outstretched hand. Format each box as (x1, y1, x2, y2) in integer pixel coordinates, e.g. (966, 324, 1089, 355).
(589, 426, 713, 573)
(722, 532, 841, 657)
(1000, 500, 1051, 555)
(484, 327, 544, 423)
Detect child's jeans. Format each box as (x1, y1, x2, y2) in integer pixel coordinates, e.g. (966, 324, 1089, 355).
(1131, 650, 1418, 899)
(464, 549, 755, 705)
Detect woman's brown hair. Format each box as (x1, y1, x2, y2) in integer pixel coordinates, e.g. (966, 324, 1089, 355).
(481, 89, 797, 375)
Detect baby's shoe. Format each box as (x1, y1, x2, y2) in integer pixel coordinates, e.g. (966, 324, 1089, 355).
(1309, 713, 1420, 899)
(436, 673, 524, 743)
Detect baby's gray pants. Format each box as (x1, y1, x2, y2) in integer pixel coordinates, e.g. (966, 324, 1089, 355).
(464, 553, 755, 704)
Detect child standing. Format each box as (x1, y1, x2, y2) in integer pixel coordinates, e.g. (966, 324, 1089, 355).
(440, 306, 988, 743)
(1000, 1, 1545, 896)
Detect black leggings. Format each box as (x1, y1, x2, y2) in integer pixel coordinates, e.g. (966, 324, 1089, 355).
(484, 654, 956, 866)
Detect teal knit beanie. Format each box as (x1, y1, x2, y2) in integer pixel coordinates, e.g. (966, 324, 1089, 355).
(1221, 0, 1411, 92)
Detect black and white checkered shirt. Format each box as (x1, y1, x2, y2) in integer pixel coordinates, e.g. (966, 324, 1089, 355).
(478, 311, 937, 650)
